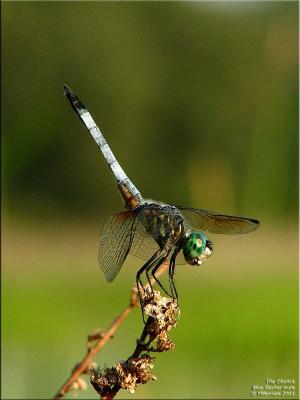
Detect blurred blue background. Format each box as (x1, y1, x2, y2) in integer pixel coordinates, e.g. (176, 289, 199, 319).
(2, 2, 298, 399)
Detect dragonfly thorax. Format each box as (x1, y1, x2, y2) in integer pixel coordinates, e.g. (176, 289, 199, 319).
(182, 231, 213, 266)
(140, 203, 184, 249)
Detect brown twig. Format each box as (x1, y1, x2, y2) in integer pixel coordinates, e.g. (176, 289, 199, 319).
(54, 302, 134, 399)
(90, 289, 180, 399)
(90, 316, 156, 399)
(53, 262, 170, 399)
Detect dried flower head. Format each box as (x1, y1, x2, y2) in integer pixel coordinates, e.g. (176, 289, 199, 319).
(116, 356, 155, 393)
(90, 366, 119, 397)
(90, 289, 180, 398)
(156, 331, 176, 352)
(143, 288, 180, 332)
(90, 356, 155, 396)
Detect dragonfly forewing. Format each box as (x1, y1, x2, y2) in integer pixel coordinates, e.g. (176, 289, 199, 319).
(98, 210, 140, 282)
(176, 206, 260, 234)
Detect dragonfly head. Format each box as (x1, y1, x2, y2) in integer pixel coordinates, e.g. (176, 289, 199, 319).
(182, 231, 213, 266)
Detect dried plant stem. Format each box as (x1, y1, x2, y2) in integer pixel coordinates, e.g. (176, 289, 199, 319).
(54, 303, 134, 399)
(91, 316, 156, 400)
(90, 288, 180, 399)
(53, 262, 170, 399)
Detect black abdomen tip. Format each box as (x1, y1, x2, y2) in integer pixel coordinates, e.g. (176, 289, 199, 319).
(63, 84, 86, 115)
(64, 84, 79, 102)
(63, 84, 70, 93)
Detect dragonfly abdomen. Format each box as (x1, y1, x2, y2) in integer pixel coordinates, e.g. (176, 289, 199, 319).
(118, 182, 143, 209)
(64, 85, 143, 210)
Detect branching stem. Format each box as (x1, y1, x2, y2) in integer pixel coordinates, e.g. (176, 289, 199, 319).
(53, 262, 169, 399)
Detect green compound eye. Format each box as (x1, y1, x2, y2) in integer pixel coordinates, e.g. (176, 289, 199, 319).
(183, 231, 207, 265)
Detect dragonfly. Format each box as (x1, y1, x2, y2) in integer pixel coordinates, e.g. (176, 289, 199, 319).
(64, 85, 260, 307)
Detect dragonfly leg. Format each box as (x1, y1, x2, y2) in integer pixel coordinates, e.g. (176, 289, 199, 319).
(168, 248, 180, 302)
(136, 250, 163, 321)
(145, 252, 167, 294)
(169, 255, 178, 301)
(151, 254, 173, 298)
(144, 262, 155, 295)
(136, 250, 162, 296)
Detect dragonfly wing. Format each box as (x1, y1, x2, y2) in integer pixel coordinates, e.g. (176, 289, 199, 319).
(129, 218, 160, 260)
(99, 210, 139, 282)
(177, 206, 260, 234)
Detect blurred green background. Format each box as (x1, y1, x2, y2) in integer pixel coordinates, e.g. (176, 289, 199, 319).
(2, 2, 298, 399)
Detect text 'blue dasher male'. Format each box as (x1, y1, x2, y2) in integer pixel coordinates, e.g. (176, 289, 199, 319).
(64, 85, 260, 309)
